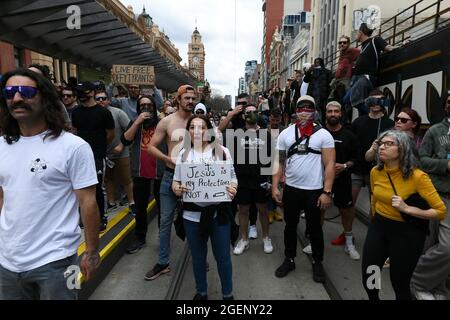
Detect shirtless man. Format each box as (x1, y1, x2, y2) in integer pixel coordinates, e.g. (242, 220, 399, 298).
(144, 85, 197, 280)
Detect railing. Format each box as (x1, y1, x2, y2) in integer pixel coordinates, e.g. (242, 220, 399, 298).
(324, 0, 450, 72)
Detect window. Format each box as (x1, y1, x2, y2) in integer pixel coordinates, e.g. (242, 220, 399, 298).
(343, 5, 346, 26)
(13, 47, 22, 68)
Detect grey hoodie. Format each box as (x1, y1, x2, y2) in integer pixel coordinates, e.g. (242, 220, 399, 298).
(419, 118, 450, 193)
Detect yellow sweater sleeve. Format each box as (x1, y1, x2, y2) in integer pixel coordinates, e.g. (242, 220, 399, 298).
(415, 170, 447, 220)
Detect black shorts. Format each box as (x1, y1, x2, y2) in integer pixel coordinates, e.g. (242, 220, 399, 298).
(235, 186, 270, 205)
(332, 174, 353, 209)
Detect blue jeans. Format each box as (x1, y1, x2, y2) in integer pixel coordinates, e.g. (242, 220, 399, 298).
(345, 75, 375, 117)
(0, 254, 78, 300)
(158, 170, 177, 265)
(184, 218, 233, 297)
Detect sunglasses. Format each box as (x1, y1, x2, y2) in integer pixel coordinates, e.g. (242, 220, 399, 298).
(195, 110, 205, 114)
(338, 41, 348, 45)
(95, 96, 108, 101)
(140, 103, 153, 108)
(2, 86, 39, 99)
(394, 116, 411, 124)
(237, 101, 248, 106)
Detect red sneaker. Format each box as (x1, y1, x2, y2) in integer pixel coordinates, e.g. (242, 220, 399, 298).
(331, 233, 345, 246)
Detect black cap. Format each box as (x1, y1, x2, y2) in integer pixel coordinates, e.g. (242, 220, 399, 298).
(76, 81, 96, 92)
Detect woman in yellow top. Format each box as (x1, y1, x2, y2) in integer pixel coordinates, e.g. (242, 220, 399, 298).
(362, 130, 446, 300)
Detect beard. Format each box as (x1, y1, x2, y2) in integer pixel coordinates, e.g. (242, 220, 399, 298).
(326, 116, 340, 126)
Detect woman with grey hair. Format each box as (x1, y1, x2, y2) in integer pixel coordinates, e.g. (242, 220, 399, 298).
(361, 130, 446, 300)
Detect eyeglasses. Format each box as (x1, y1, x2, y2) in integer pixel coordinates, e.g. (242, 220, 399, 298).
(244, 110, 257, 116)
(377, 140, 397, 148)
(95, 96, 108, 101)
(140, 103, 153, 108)
(62, 94, 74, 98)
(2, 86, 39, 99)
(338, 41, 348, 45)
(237, 101, 248, 106)
(394, 116, 411, 124)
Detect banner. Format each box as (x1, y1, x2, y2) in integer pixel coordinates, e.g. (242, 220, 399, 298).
(111, 64, 155, 86)
(180, 163, 232, 203)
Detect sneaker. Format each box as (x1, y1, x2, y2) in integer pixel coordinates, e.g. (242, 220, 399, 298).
(193, 293, 208, 300)
(275, 257, 295, 278)
(248, 225, 258, 239)
(433, 292, 448, 300)
(302, 244, 312, 255)
(107, 202, 118, 212)
(312, 262, 326, 283)
(144, 263, 170, 280)
(119, 195, 128, 206)
(413, 289, 436, 300)
(331, 233, 345, 245)
(274, 211, 283, 221)
(233, 239, 249, 255)
(100, 217, 108, 232)
(129, 203, 137, 216)
(268, 211, 274, 224)
(126, 239, 146, 254)
(263, 237, 273, 253)
(300, 212, 305, 219)
(344, 245, 360, 260)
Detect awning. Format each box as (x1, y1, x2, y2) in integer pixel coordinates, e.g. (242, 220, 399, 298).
(0, 0, 196, 91)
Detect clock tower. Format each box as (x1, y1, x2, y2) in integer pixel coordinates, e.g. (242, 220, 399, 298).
(188, 27, 205, 81)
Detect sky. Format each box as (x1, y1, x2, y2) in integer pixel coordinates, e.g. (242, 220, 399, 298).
(120, 0, 263, 99)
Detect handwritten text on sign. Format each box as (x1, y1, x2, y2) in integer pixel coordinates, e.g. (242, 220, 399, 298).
(111, 65, 155, 86)
(180, 163, 232, 203)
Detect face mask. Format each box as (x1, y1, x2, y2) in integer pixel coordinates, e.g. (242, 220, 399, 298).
(245, 112, 258, 125)
(296, 108, 315, 127)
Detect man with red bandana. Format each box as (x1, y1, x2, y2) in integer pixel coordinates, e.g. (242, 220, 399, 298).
(272, 95, 335, 283)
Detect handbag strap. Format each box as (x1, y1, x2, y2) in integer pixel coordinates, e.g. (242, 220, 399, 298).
(386, 172, 398, 195)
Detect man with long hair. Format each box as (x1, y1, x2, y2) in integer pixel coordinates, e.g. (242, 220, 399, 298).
(0, 69, 100, 299)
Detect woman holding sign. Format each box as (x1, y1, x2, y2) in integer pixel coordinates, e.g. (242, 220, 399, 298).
(172, 115, 238, 300)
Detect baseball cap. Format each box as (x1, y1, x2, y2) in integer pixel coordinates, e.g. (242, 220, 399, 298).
(296, 95, 316, 108)
(176, 84, 196, 99)
(194, 103, 207, 114)
(76, 81, 96, 92)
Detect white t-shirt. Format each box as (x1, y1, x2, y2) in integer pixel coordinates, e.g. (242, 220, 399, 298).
(173, 146, 236, 223)
(0, 131, 98, 272)
(277, 124, 334, 190)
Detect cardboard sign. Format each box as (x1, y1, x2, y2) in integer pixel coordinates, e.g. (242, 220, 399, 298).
(180, 163, 232, 203)
(111, 65, 155, 86)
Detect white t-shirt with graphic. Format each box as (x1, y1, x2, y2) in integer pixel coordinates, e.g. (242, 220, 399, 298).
(277, 124, 335, 190)
(0, 131, 98, 272)
(173, 146, 237, 223)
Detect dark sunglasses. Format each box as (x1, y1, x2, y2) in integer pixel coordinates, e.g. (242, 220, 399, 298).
(95, 96, 108, 101)
(237, 101, 248, 106)
(394, 116, 411, 124)
(338, 41, 348, 45)
(195, 110, 205, 114)
(2, 86, 39, 99)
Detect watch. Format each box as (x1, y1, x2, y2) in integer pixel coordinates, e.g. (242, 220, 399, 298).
(322, 191, 333, 197)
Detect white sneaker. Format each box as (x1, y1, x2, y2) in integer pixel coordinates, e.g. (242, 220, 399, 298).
(248, 225, 258, 239)
(302, 244, 312, 254)
(344, 245, 360, 260)
(263, 237, 273, 253)
(414, 290, 436, 300)
(433, 292, 448, 300)
(233, 239, 249, 255)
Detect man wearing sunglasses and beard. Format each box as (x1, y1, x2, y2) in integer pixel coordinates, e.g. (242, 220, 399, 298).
(329, 36, 360, 111)
(0, 69, 100, 299)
